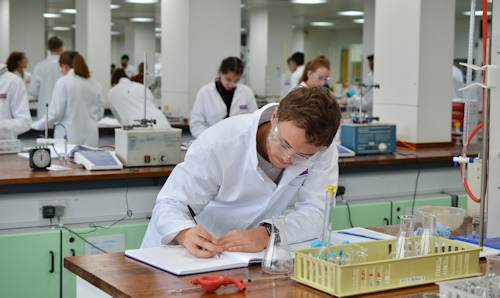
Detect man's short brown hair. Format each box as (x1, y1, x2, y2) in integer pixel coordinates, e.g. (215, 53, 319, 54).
(277, 86, 341, 148)
(48, 36, 63, 52)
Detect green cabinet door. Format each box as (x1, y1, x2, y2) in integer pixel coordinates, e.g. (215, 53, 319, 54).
(0, 230, 61, 298)
(457, 194, 469, 217)
(332, 201, 391, 230)
(391, 195, 452, 224)
(61, 222, 149, 298)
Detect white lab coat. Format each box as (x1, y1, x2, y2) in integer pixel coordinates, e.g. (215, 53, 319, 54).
(452, 66, 465, 99)
(108, 77, 171, 128)
(31, 69, 104, 146)
(124, 65, 137, 78)
(189, 81, 258, 138)
(0, 64, 31, 139)
(141, 103, 339, 249)
(13, 69, 31, 93)
(290, 65, 305, 90)
(346, 72, 374, 116)
(29, 55, 62, 117)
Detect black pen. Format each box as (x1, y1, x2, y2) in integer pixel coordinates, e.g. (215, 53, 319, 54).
(187, 205, 221, 258)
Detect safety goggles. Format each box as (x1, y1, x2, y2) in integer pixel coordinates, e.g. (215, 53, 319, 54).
(268, 118, 326, 166)
(311, 71, 330, 83)
(220, 73, 239, 87)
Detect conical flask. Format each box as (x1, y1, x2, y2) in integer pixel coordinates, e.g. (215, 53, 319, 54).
(261, 215, 293, 274)
(417, 213, 441, 256)
(315, 186, 337, 262)
(390, 215, 416, 259)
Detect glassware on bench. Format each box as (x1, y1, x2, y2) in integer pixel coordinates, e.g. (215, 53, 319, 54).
(390, 214, 416, 259)
(417, 213, 441, 256)
(314, 186, 337, 262)
(262, 215, 293, 274)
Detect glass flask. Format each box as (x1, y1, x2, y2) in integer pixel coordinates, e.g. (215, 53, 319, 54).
(314, 186, 337, 262)
(261, 215, 293, 274)
(417, 213, 441, 256)
(390, 215, 416, 259)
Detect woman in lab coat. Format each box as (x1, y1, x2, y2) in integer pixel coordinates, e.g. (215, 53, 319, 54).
(189, 57, 258, 138)
(297, 56, 331, 88)
(141, 87, 342, 258)
(6, 51, 31, 92)
(31, 51, 104, 146)
(0, 63, 31, 139)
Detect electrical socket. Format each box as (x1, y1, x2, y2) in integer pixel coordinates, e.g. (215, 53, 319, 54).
(54, 206, 65, 217)
(39, 199, 67, 218)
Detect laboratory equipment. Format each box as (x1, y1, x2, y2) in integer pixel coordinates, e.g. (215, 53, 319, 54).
(343, 244, 368, 265)
(315, 186, 337, 262)
(390, 215, 416, 259)
(29, 148, 51, 170)
(167, 274, 291, 294)
(417, 213, 441, 256)
(74, 151, 123, 170)
(340, 123, 396, 155)
(0, 139, 21, 154)
(261, 214, 293, 274)
(416, 206, 466, 231)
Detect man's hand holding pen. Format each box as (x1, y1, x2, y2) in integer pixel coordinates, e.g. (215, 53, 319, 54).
(174, 226, 223, 258)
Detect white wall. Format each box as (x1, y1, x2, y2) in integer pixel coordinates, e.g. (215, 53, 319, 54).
(249, 8, 269, 97)
(0, 0, 8, 62)
(133, 22, 156, 74)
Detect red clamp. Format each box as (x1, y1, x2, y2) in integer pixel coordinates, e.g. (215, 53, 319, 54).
(191, 275, 246, 292)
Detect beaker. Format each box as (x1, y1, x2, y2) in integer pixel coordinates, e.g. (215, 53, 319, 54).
(261, 215, 293, 274)
(314, 186, 337, 262)
(390, 214, 416, 259)
(417, 213, 441, 256)
(343, 244, 368, 265)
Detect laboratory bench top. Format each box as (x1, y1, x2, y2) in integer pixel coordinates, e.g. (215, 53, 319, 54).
(64, 218, 487, 298)
(0, 153, 176, 185)
(0, 143, 481, 186)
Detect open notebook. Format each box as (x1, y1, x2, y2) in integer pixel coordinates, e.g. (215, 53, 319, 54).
(125, 246, 265, 276)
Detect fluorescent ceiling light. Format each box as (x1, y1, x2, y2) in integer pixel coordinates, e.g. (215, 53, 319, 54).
(44, 13, 61, 18)
(53, 26, 71, 31)
(463, 11, 491, 16)
(311, 21, 334, 27)
(240, 28, 248, 32)
(111, 31, 121, 35)
(155, 27, 161, 32)
(291, 0, 328, 4)
(241, 4, 246, 8)
(125, 0, 158, 3)
(353, 19, 364, 24)
(130, 17, 155, 22)
(110, 4, 121, 9)
(60, 9, 76, 14)
(338, 11, 364, 16)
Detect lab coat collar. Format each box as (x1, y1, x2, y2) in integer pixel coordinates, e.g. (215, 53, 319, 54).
(67, 68, 75, 76)
(250, 103, 310, 185)
(0, 64, 7, 75)
(118, 77, 131, 84)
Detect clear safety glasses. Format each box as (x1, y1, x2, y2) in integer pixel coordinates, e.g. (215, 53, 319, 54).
(220, 73, 239, 87)
(268, 118, 326, 166)
(311, 71, 330, 84)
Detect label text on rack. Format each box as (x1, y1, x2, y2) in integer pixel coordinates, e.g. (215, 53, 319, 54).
(400, 276, 425, 284)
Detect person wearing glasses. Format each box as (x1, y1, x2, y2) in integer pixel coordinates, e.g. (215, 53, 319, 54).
(297, 56, 331, 89)
(141, 86, 341, 258)
(189, 57, 258, 138)
(6, 51, 31, 92)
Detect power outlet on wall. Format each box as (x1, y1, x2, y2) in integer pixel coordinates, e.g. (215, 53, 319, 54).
(38, 199, 67, 218)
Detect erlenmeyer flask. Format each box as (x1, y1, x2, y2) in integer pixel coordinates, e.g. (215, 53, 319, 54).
(315, 186, 337, 262)
(417, 213, 441, 256)
(390, 215, 416, 259)
(261, 215, 293, 274)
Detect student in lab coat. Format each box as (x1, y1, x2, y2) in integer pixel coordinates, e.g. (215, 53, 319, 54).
(189, 57, 258, 138)
(340, 55, 375, 116)
(289, 52, 305, 89)
(141, 86, 342, 258)
(121, 54, 137, 78)
(30, 36, 64, 118)
(6, 51, 31, 91)
(31, 51, 104, 146)
(297, 56, 331, 88)
(0, 63, 31, 139)
(108, 68, 171, 128)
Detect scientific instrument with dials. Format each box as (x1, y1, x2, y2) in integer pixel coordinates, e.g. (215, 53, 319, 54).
(29, 148, 51, 170)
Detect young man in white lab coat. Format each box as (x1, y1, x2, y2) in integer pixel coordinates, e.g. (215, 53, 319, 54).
(141, 86, 342, 258)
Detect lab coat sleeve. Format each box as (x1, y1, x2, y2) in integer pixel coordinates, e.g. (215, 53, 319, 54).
(0, 79, 31, 137)
(31, 79, 67, 130)
(284, 145, 339, 244)
(189, 89, 210, 138)
(29, 65, 41, 98)
(95, 84, 104, 122)
(347, 92, 373, 111)
(246, 89, 258, 113)
(149, 140, 224, 246)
